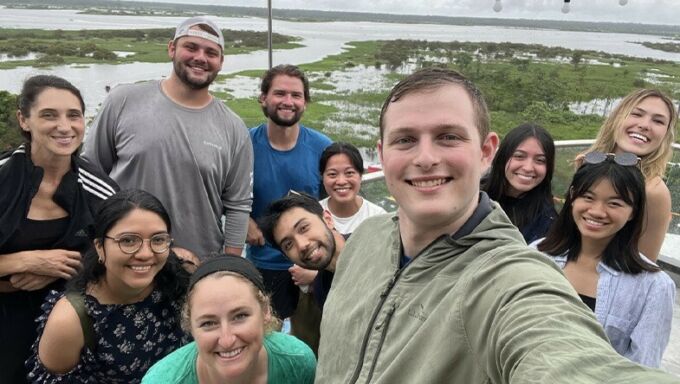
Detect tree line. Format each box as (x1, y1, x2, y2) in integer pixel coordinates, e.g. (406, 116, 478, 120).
(0, 28, 295, 62)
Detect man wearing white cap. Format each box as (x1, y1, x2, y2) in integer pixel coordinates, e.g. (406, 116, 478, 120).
(82, 17, 253, 258)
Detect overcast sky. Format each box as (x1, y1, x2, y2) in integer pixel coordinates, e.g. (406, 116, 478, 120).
(129, 0, 680, 25)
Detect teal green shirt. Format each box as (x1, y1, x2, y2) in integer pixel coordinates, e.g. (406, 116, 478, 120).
(142, 332, 315, 383)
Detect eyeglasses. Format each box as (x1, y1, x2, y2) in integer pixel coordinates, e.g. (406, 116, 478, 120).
(583, 152, 640, 167)
(104, 233, 173, 254)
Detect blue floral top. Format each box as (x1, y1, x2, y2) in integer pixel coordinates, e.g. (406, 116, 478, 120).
(26, 289, 189, 383)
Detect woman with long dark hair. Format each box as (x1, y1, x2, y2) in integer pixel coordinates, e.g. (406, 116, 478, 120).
(27, 189, 191, 383)
(535, 154, 675, 367)
(0, 75, 118, 383)
(482, 123, 556, 243)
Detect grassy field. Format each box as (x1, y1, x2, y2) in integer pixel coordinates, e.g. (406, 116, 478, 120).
(217, 39, 680, 148)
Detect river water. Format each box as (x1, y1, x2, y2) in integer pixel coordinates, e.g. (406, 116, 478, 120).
(1, 7, 679, 114)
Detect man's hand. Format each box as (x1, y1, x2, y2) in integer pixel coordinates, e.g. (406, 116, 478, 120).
(10, 273, 58, 291)
(289, 264, 318, 286)
(246, 217, 265, 246)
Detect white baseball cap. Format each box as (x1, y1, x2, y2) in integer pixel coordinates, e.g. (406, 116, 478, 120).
(173, 16, 224, 51)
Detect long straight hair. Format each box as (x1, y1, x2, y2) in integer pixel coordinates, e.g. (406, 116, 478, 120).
(538, 161, 658, 274)
(482, 123, 555, 229)
(582, 89, 677, 180)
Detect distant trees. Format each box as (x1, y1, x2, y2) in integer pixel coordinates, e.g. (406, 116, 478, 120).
(0, 28, 297, 64)
(0, 91, 21, 151)
(455, 52, 472, 71)
(571, 51, 584, 68)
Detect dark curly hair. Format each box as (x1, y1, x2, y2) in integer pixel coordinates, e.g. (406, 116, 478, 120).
(67, 189, 190, 302)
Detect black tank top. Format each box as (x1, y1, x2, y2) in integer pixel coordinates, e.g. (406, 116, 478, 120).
(2, 216, 70, 254)
(578, 294, 596, 312)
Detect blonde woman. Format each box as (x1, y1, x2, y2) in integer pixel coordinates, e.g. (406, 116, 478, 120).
(143, 255, 316, 384)
(582, 89, 677, 261)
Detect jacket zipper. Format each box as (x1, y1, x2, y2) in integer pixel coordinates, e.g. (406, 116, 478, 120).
(365, 302, 397, 382)
(349, 268, 403, 383)
(348, 235, 446, 383)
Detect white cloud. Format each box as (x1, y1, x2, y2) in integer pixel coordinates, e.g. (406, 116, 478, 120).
(130, 0, 680, 25)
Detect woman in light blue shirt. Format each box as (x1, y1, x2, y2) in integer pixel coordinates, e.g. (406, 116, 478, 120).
(533, 152, 675, 368)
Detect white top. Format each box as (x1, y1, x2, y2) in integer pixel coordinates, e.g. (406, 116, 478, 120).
(319, 197, 386, 235)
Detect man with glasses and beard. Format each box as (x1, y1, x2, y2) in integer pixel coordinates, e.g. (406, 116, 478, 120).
(246, 65, 331, 336)
(82, 17, 253, 259)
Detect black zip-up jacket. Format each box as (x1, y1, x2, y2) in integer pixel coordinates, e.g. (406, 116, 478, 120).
(0, 145, 119, 252)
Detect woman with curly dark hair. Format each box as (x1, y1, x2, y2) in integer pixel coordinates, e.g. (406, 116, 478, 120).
(27, 189, 191, 383)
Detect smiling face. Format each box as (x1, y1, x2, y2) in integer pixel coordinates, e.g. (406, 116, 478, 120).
(378, 84, 497, 235)
(259, 75, 306, 127)
(615, 96, 671, 157)
(272, 207, 336, 270)
(191, 275, 268, 382)
(504, 137, 547, 197)
(572, 178, 634, 247)
(323, 153, 362, 206)
(95, 208, 169, 300)
(17, 87, 84, 164)
(168, 29, 223, 90)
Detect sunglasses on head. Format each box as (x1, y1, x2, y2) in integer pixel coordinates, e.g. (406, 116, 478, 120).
(583, 152, 640, 167)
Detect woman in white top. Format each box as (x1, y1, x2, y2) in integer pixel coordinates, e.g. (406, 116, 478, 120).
(318, 142, 386, 235)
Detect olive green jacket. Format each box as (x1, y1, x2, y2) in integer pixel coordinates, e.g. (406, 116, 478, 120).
(316, 201, 679, 383)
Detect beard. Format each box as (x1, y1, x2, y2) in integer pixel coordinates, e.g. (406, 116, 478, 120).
(261, 103, 304, 127)
(172, 59, 218, 90)
(301, 227, 336, 270)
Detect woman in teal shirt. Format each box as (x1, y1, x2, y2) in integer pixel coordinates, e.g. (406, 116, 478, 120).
(143, 255, 316, 384)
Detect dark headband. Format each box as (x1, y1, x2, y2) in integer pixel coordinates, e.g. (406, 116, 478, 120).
(189, 254, 265, 293)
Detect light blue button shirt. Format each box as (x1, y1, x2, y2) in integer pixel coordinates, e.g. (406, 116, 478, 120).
(530, 241, 676, 368)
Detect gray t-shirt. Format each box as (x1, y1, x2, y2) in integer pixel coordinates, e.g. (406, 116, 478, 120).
(81, 80, 253, 258)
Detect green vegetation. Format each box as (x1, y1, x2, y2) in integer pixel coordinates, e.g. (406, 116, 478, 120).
(0, 28, 301, 69)
(2, 37, 679, 154)
(0, 91, 20, 151)
(641, 41, 680, 54)
(220, 39, 679, 148)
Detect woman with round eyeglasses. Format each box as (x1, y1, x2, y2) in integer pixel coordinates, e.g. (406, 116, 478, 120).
(533, 153, 675, 367)
(581, 89, 678, 261)
(26, 189, 191, 383)
(0, 75, 119, 383)
(142, 254, 316, 384)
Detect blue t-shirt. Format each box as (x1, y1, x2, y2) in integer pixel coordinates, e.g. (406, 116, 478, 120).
(247, 123, 332, 270)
